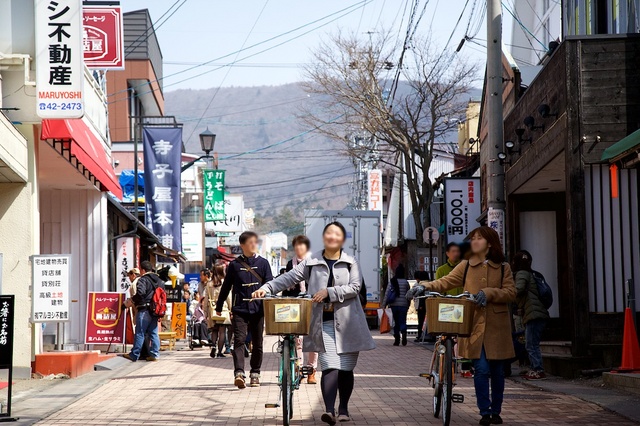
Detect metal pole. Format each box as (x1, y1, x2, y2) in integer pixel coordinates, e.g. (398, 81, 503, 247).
(428, 229, 434, 281)
(486, 0, 506, 223)
(133, 120, 139, 266)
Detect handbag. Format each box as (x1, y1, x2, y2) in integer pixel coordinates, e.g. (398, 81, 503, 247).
(206, 285, 230, 327)
(379, 309, 391, 334)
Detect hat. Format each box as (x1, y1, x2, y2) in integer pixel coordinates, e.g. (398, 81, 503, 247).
(128, 268, 140, 275)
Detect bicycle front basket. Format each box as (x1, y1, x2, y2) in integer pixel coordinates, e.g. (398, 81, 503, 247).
(263, 298, 313, 335)
(426, 298, 475, 337)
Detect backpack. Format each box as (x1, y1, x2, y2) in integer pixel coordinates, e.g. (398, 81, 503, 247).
(150, 284, 168, 318)
(531, 270, 553, 309)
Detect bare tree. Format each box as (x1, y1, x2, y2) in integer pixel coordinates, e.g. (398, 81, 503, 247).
(302, 31, 477, 245)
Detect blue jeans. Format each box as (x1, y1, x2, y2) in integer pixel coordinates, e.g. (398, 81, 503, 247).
(525, 319, 546, 371)
(390, 306, 408, 336)
(472, 346, 505, 416)
(130, 309, 160, 360)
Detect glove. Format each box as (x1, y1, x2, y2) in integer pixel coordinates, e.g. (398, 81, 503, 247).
(406, 285, 426, 300)
(121, 303, 127, 311)
(474, 290, 487, 307)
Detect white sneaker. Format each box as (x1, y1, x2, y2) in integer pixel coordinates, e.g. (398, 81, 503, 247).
(192, 339, 200, 345)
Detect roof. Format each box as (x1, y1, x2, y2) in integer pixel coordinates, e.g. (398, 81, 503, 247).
(601, 128, 640, 162)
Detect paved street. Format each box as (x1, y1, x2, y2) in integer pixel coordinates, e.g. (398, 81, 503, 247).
(25, 335, 635, 426)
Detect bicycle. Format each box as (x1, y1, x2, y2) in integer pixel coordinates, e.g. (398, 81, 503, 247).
(417, 291, 476, 426)
(246, 294, 313, 426)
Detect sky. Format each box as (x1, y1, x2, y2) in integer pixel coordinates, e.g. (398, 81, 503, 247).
(123, 0, 516, 90)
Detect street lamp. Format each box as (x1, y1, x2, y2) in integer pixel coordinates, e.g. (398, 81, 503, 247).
(199, 128, 216, 156)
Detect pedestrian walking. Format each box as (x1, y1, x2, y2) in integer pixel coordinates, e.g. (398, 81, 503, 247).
(436, 242, 462, 296)
(381, 265, 410, 346)
(206, 264, 232, 358)
(408, 226, 516, 426)
(123, 261, 165, 362)
(512, 250, 549, 380)
(253, 221, 376, 425)
(283, 235, 318, 384)
(216, 231, 273, 389)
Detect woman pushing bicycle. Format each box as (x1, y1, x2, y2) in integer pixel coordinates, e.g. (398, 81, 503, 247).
(252, 221, 376, 425)
(407, 226, 516, 426)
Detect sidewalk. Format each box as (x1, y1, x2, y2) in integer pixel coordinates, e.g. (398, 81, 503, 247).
(17, 334, 636, 425)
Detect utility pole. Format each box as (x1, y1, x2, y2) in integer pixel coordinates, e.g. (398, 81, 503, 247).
(486, 0, 506, 246)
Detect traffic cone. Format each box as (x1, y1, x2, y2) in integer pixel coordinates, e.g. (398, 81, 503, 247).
(619, 307, 640, 371)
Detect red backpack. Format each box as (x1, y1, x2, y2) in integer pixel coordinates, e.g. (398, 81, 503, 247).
(150, 285, 167, 318)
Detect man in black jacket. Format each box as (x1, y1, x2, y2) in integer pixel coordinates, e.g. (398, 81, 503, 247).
(124, 261, 164, 362)
(216, 231, 273, 389)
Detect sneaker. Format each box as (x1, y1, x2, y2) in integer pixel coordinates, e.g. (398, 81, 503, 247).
(234, 373, 246, 389)
(321, 412, 336, 425)
(491, 414, 503, 424)
(192, 339, 200, 345)
(337, 413, 351, 422)
(224, 348, 231, 354)
(145, 356, 158, 362)
(122, 353, 135, 362)
(307, 369, 317, 385)
(460, 370, 473, 378)
(249, 372, 260, 387)
(525, 370, 546, 380)
(479, 414, 492, 425)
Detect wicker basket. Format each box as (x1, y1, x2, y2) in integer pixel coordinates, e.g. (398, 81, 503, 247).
(426, 297, 475, 337)
(264, 298, 313, 336)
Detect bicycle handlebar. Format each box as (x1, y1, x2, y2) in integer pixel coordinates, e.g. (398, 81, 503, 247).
(243, 293, 313, 302)
(415, 291, 476, 301)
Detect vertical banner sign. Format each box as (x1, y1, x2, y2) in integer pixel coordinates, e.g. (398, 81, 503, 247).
(116, 237, 139, 293)
(143, 127, 183, 253)
(206, 194, 244, 233)
(367, 169, 383, 211)
(487, 207, 505, 249)
(82, 5, 125, 69)
(0, 295, 14, 367)
(84, 292, 125, 344)
(182, 223, 204, 262)
(171, 302, 187, 339)
(35, 0, 84, 118)
(203, 169, 225, 222)
(31, 255, 71, 322)
(444, 178, 481, 244)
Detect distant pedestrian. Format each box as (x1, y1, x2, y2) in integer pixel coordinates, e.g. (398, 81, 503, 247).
(206, 264, 232, 358)
(123, 261, 164, 362)
(382, 265, 410, 346)
(408, 226, 516, 426)
(253, 222, 376, 424)
(512, 250, 549, 381)
(216, 231, 273, 389)
(436, 243, 462, 296)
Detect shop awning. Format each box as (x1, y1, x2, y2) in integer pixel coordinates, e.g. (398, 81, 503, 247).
(601, 128, 640, 162)
(41, 119, 123, 199)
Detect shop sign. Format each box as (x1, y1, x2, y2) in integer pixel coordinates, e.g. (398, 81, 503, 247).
(165, 284, 181, 303)
(182, 223, 203, 262)
(204, 169, 225, 222)
(443, 178, 481, 244)
(82, 5, 125, 69)
(84, 292, 125, 344)
(35, 0, 84, 118)
(206, 194, 244, 233)
(488, 207, 505, 249)
(0, 295, 14, 368)
(31, 254, 71, 322)
(367, 169, 383, 211)
(116, 237, 139, 293)
(185, 273, 200, 295)
(171, 302, 187, 339)
(143, 127, 183, 254)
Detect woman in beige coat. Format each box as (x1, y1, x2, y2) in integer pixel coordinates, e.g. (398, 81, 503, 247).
(408, 226, 516, 426)
(204, 265, 232, 358)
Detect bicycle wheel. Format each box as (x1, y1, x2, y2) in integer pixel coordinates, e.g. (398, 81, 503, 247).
(432, 347, 442, 418)
(282, 338, 292, 426)
(441, 338, 453, 426)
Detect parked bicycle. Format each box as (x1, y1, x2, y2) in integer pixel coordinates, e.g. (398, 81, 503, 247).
(417, 291, 476, 426)
(245, 294, 313, 426)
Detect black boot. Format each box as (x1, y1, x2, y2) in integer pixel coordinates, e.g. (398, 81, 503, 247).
(393, 334, 400, 346)
(401, 331, 407, 346)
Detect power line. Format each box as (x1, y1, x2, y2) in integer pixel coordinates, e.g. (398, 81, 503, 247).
(125, 0, 187, 56)
(502, 1, 548, 50)
(227, 168, 351, 189)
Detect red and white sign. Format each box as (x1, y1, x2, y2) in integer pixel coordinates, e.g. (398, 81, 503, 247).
(82, 6, 125, 69)
(367, 169, 383, 211)
(85, 292, 125, 345)
(444, 178, 481, 244)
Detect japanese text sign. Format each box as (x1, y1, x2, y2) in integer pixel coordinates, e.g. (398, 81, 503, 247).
(0, 295, 14, 368)
(85, 292, 125, 344)
(487, 207, 505, 249)
(116, 237, 139, 293)
(367, 169, 383, 211)
(36, 0, 84, 118)
(205, 194, 244, 233)
(143, 127, 182, 253)
(443, 178, 481, 244)
(82, 5, 125, 69)
(31, 254, 71, 322)
(171, 302, 187, 339)
(204, 169, 225, 222)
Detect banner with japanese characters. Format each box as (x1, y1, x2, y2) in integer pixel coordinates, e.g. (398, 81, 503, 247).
(171, 302, 187, 339)
(443, 178, 481, 244)
(82, 5, 125, 69)
(116, 237, 139, 293)
(35, 0, 84, 118)
(143, 127, 182, 254)
(0, 295, 14, 368)
(84, 292, 125, 345)
(367, 169, 383, 211)
(203, 169, 225, 222)
(31, 254, 71, 322)
(205, 194, 244, 233)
